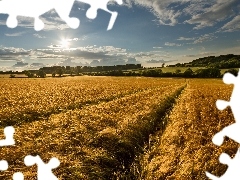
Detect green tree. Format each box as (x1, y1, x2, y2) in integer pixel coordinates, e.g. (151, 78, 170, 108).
(175, 69, 181, 74)
(57, 68, 64, 77)
(52, 72, 56, 77)
(24, 71, 34, 78)
(183, 68, 193, 77)
(224, 69, 239, 76)
(10, 74, 15, 78)
(208, 67, 221, 78)
(37, 70, 46, 78)
(195, 68, 221, 78)
(70, 70, 74, 76)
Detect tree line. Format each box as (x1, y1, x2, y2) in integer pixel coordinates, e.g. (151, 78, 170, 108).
(10, 67, 239, 79)
(168, 54, 240, 69)
(85, 68, 239, 78)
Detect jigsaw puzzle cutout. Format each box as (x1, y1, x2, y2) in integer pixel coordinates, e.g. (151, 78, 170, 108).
(206, 69, 240, 179)
(0, 160, 8, 171)
(0, 126, 60, 179)
(13, 172, 24, 180)
(206, 149, 240, 179)
(0, 0, 123, 31)
(0, 126, 15, 146)
(212, 72, 240, 146)
(80, 0, 123, 30)
(24, 155, 60, 180)
(0, 126, 14, 174)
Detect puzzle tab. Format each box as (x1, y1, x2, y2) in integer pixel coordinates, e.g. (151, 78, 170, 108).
(78, 0, 123, 30)
(0, 126, 15, 146)
(0, 0, 123, 31)
(0, 126, 60, 179)
(206, 69, 240, 179)
(206, 148, 240, 179)
(24, 155, 60, 180)
(0, 126, 14, 175)
(212, 71, 240, 146)
(0, 160, 8, 171)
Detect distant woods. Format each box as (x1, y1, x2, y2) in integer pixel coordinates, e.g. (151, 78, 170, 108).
(8, 67, 239, 79)
(6, 54, 240, 78)
(86, 67, 229, 78)
(168, 54, 240, 69)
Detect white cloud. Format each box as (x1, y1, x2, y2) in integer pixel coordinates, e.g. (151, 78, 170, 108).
(36, 45, 129, 61)
(165, 42, 182, 46)
(177, 37, 195, 41)
(68, 38, 79, 41)
(186, 0, 238, 29)
(125, 0, 239, 31)
(192, 33, 216, 44)
(5, 32, 25, 37)
(183, 0, 215, 16)
(221, 15, 240, 32)
(183, 51, 215, 57)
(0, 47, 31, 56)
(146, 59, 168, 63)
(0, 47, 31, 63)
(33, 34, 46, 38)
(125, 0, 184, 26)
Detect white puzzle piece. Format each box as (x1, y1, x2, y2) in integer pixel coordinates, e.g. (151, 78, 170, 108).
(24, 155, 60, 180)
(79, 0, 123, 30)
(0, 160, 8, 171)
(206, 148, 240, 180)
(0, 126, 15, 146)
(13, 172, 24, 180)
(213, 71, 240, 146)
(0, 0, 123, 31)
(206, 69, 240, 179)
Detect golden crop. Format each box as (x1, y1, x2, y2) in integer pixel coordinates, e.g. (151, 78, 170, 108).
(0, 77, 185, 179)
(0, 77, 184, 125)
(139, 79, 236, 180)
(1, 77, 232, 179)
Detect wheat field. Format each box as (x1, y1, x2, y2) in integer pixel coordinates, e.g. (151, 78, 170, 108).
(0, 77, 235, 179)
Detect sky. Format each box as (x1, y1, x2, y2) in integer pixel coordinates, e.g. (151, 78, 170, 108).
(0, 0, 240, 71)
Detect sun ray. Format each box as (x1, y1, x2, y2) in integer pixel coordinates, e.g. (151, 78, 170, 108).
(60, 39, 70, 49)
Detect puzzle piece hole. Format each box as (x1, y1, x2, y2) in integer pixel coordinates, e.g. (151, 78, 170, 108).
(0, 160, 8, 171)
(13, 172, 24, 180)
(223, 73, 236, 84)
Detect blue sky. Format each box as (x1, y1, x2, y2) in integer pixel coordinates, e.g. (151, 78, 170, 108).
(0, 0, 240, 71)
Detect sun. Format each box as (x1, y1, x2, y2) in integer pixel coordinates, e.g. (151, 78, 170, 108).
(60, 39, 70, 48)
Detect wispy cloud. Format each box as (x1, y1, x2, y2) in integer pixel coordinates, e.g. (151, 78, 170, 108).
(5, 32, 25, 37)
(177, 37, 195, 41)
(127, 0, 239, 31)
(146, 59, 167, 63)
(183, 51, 215, 58)
(185, 0, 238, 29)
(33, 34, 46, 39)
(131, 0, 183, 26)
(192, 33, 216, 44)
(0, 47, 31, 62)
(221, 15, 240, 32)
(165, 42, 182, 47)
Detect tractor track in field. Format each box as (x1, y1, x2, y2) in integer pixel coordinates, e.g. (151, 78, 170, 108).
(109, 84, 187, 179)
(110, 81, 188, 180)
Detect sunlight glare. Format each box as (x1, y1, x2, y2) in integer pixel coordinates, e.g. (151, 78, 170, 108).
(60, 39, 70, 48)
